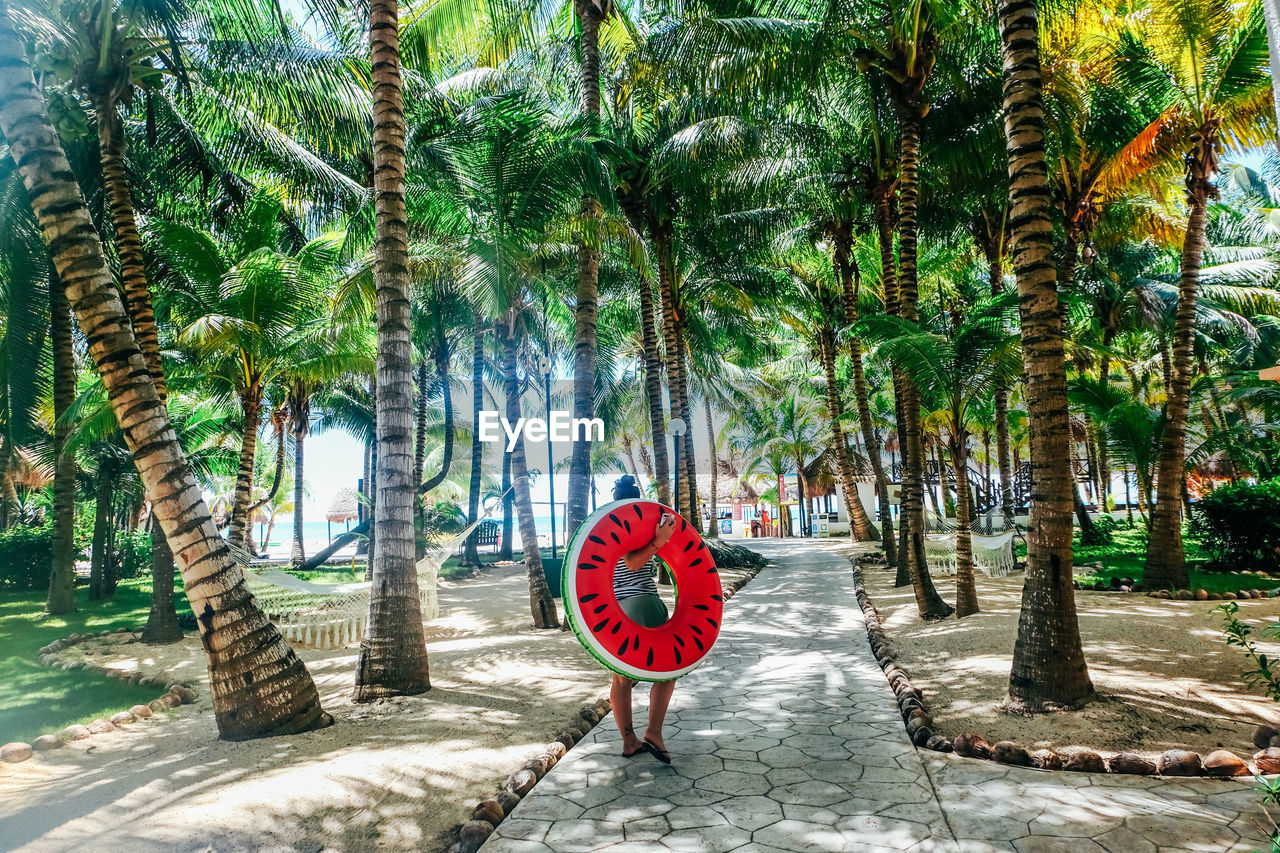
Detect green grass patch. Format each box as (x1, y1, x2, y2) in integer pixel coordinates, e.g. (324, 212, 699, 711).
(1012, 523, 1280, 594)
(0, 577, 194, 743)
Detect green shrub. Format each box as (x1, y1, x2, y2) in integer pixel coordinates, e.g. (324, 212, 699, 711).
(115, 529, 152, 580)
(0, 525, 56, 589)
(1082, 514, 1118, 546)
(1191, 479, 1280, 572)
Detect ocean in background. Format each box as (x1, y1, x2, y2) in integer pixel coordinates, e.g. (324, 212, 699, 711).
(252, 516, 563, 561)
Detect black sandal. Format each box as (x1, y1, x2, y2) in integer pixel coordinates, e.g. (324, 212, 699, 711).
(642, 738, 671, 765)
(622, 746, 644, 758)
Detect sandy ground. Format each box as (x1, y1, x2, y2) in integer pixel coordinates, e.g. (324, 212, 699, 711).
(0, 563, 615, 853)
(861, 562, 1280, 761)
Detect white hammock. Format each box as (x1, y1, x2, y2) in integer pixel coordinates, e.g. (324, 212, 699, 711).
(923, 529, 1017, 578)
(242, 522, 478, 649)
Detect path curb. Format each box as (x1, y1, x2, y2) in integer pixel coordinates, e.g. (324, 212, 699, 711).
(849, 556, 1265, 780)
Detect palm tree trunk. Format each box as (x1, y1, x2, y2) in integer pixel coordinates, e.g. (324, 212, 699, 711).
(500, 444, 514, 560)
(141, 511, 183, 643)
(249, 407, 288, 517)
(0, 437, 11, 530)
(420, 357, 455, 494)
(656, 223, 694, 517)
(794, 455, 808, 537)
(414, 359, 429, 492)
(355, 0, 432, 701)
(853, 338, 896, 559)
(819, 325, 876, 541)
(567, 2, 605, 544)
(0, 7, 329, 738)
(997, 0, 1093, 710)
(1098, 344, 1113, 509)
(500, 314, 559, 629)
(90, 460, 112, 601)
(894, 112, 952, 619)
(950, 430, 979, 617)
(46, 268, 76, 615)
(674, 321, 699, 527)
(639, 274, 671, 505)
(1147, 118, 1220, 591)
(985, 246, 1017, 522)
(93, 93, 166, 401)
(703, 392, 719, 538)
(464, 313, 485, 565)
(227, 393, 263, 551)
(894, 395, 912, 588)
(359, 439, 372, 557)
(291, 426, 307, 564)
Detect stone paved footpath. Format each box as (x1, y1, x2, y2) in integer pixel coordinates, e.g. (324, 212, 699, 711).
(483, 540, 1271, 853)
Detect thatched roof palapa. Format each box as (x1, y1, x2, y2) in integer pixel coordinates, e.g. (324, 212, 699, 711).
(326, 487, 360, 523)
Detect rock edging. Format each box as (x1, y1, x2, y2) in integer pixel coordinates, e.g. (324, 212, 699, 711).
(445, 558, 768, 853)
(850, 555, 1263, 780)
(1, 627, 200, 766)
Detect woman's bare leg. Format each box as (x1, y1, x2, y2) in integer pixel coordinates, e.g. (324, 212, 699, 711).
(644, 681, 676, 751)
(611, 674, 642, 753)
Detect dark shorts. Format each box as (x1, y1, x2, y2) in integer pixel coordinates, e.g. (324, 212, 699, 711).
(618, 593, 668, 628)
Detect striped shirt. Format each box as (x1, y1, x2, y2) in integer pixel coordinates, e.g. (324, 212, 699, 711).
(613, 557, 660, 601)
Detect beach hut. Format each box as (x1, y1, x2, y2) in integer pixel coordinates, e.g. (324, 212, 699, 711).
(326, 487, 360, 541)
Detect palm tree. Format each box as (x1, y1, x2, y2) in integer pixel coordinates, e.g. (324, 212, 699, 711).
(565, 0, 614, 543)
(355, 0, 433, 700)
(858, 300, 1024, 617)
(0, 2, 329, 738)
(45, 269, 76, 614)
(1112, 0, 1274, 588)
(462, 310, 486, 565)
(995, 0, 1095, 711)
(156, 194, 347, 553)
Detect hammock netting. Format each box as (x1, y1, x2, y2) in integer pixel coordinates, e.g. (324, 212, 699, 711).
(241, 521, 480, 649)
(919, 509, 1019, 579)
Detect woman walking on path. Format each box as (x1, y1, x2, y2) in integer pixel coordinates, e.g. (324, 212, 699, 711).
(608, 475, 677, 763)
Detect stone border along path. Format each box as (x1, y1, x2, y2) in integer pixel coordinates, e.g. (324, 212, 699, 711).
(482, 539, 1273, 852)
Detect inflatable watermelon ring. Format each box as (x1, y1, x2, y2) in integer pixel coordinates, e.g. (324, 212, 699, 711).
(563, 500, 722, 682)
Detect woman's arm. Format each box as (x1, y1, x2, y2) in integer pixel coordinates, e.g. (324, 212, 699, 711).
(623, 513, 676, 571)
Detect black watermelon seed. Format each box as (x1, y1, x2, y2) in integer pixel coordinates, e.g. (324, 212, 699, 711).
(693, 636, 704, 651)
(633, 504, 644, 518)
(689, 557, 703, 567)
(608, 512, 623, 527)
(694, 604, 710, 610)
(593, 619, 609, 632)
(690, 624, 703, 635)
(579, 562, 597, 572)
(594, 604, 609, 614)
(683, 540, 694, 553)
(588, 535, 606, 545)
(619, 638, 630, 655)
(674, 647, 682, 664)
(711, 594, 723, 601)
(623, 519, 632, 534)
(708, 567, 718, 573)
(698, 541, 707, 551)
(646, 648, 654, 666)
(674, 634, 685, 647)
(611, 622, 622, 634)
(706, 617, 719, 628)
(680, 519, 688, 531)
(610, 531, 621, 544)
(633, 635, 640, 653)
(588, 552, 605, 563)
(580, 593, 599, 602)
